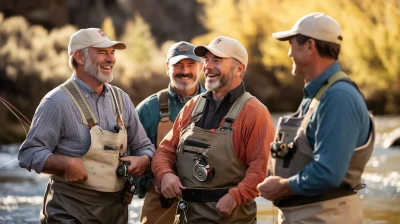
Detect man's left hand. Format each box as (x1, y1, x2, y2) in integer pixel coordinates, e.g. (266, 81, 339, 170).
(257, 176, 294, 201)
(120, 155, 150, 177)
(216, 193, 237, 217)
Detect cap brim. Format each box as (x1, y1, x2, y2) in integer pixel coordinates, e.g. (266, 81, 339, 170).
(92, 41, 126, 50)
(168, 55, 201, 65)
(194, 46, 230, 58)
(272, 30, 298, 41)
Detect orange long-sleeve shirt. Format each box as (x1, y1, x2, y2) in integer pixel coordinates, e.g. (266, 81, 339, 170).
(152, 94, 275, 205)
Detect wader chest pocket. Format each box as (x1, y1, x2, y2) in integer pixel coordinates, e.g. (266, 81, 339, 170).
(182, 139, 210, 154)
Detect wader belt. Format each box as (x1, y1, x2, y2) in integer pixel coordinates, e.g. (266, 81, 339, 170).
(182, 188, 230, 202)
(275, 187, 356, 208)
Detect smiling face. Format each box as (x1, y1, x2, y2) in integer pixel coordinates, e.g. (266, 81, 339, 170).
(167, 58, 201, 95)
(203, 51, 243, 94)
(82, 47, 116, 84)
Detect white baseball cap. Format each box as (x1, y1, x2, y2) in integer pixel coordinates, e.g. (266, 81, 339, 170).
(68, 28, 126, 55)
(194, 36, 248, 67)
(272, 12, 343, 44)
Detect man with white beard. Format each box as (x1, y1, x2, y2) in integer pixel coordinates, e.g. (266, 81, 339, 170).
(152, 36, 275, 223)
(18, 28, 155, 223)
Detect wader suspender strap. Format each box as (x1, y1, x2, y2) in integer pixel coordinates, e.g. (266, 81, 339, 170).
(157, 89, 170, 123)
(109, 86, 124, 126)
(309, 71, 349, 110)
(61, 80, 98, 128)
(222, 92, 253, 129)
(190, 93, 207, 123)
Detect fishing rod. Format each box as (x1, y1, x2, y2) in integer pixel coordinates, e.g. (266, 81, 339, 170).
(0, 96, 31, 135)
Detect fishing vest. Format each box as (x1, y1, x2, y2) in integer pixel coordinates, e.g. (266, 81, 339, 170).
(268, 71, 375, 207)
(51, 79, 127, 192)
(176, 92, 257, 224)
(156, 88, 173, 147)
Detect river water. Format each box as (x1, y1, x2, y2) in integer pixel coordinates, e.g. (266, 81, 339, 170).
(0, 115, 399, 224)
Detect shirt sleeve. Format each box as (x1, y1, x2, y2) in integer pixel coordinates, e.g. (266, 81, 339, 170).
(228, 100, 275, 204)
(18, 98, 61, 173)
(289, 84, 364, 195)
(122, 92, 155, 158)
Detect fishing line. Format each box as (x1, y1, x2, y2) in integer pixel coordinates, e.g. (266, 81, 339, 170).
(0, 159, 17, 168)
(0, 96, 31, 168)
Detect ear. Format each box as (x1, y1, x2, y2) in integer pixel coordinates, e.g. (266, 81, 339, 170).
(306, 39, 316, 55)
(236, 63, 245, 77)
(166, 62, 170, 76)
(74, 50, 85, 66)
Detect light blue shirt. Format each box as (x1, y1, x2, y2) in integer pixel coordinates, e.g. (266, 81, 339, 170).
(18, 75, 154, 173)
(288, 62, 371, 195)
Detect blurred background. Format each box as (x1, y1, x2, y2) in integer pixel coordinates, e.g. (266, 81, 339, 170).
(0, 0, 399, 223)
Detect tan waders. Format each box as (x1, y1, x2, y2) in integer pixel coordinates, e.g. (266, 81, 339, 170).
(42, 80, 129, 223)
(140, 89, 176, 224)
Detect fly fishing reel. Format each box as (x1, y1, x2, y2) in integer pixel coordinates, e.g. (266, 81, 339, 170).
(193, 153, 215, 181)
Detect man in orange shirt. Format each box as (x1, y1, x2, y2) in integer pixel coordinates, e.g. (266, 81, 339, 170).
(152, 36, 275, 223)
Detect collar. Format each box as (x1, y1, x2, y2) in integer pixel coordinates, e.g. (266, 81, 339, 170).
(303, 62, 340, 99)
(203, 81, 245, 104)
(169, 83, 205, 104)
(71, 74, 110, 95)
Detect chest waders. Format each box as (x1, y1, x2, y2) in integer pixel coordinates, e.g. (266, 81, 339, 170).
(51, 79, 127, 192)
(140, 88, 176, 224)
(175, 92, 257, 224)
(156, 88, 174, 146)
(268, 72, 375, 224)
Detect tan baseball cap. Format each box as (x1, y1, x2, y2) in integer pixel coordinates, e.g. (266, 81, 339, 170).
(194, 36, 248, 67)
(68, 28, 126, 55)
(272, 12, 343, 44)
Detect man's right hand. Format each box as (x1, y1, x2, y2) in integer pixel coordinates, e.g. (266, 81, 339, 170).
(63, 156, 88, 183)
(160, 173, 186, 198)
(42, 154, 88, 183)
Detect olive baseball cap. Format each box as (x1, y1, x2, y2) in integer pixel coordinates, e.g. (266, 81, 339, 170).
(166, 41, 201, 65)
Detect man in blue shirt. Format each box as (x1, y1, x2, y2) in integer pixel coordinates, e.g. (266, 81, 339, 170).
(135, 41, 205, 223)
(18, 28, 154, 223)
(257, 13, 375, 223)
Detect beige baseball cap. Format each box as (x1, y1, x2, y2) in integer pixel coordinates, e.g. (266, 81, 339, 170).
(272, 12, 343, 44)
(194, 36, 248, 67)
(68, 28, 126, 55)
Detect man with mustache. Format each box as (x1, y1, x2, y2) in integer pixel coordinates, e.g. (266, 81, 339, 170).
(18, 28, 155, 223)
(152, 36, 275, 223)
(135, 41, 205, 224)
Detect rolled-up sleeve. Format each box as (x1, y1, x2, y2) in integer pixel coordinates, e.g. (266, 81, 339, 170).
(18, 98, 62, 173)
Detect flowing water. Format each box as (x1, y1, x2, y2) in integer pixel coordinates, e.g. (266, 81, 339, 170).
(0, 115, 399, 224)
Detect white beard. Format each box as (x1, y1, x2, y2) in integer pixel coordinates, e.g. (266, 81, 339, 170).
(83, 51, 113, 84)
